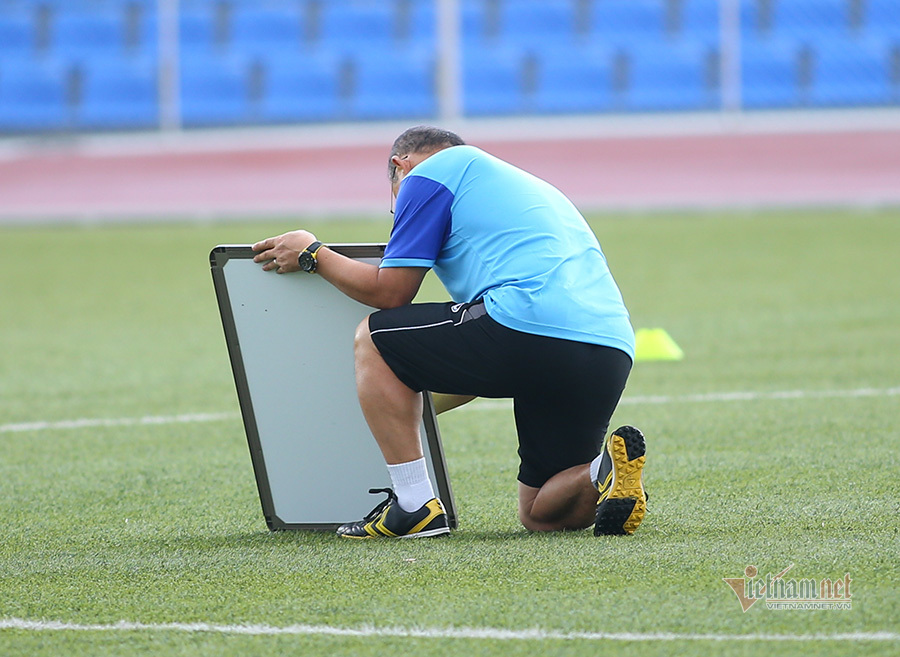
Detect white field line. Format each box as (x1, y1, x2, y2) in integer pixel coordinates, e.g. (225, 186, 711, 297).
(0, 618, 897, 642)
(1, 386, 897, 435)
(0, 412, 239, 434)
(465, 386, 900, 412)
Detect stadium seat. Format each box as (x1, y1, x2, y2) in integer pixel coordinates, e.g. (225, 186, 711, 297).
(533, 45, 615, 114)
(589, 0, 666, 45)
(461, 0, 495, 43)
(809, 36, 893, 106)
(0, 11, 34, 57)
(180, 53, 249, 125)
(179, 5, 218, 51)
(352, 49, 436, 119)
(865, 0, 900, 38)
(0, 60, 70, 130)
(231, 5, 305, 55)
(257, 51, 342, 122)
(500, 0, 576, 45)
(77, 58, 158, 128)
(122, 3, 158, 56)
(53, 10, 125, 58)
(768, 0, 850, 38)
(625, 44, 717, 111)
(741, 38, 802, 108)
(462, 45, 524, 115)
(402, 0, 435, 44)
(319, 3, 395, 52)
(681, 0, 720, 42)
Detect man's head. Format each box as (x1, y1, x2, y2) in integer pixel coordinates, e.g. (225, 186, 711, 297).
(388, 126, 465, 188)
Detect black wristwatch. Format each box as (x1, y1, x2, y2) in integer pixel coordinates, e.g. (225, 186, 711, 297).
(298, 241, 325, 273)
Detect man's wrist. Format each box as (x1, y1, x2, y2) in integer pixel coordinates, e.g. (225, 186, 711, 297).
(298, 241, 325, 273)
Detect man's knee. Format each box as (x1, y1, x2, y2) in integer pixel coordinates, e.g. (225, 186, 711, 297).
(518, 503, 564, 532)
(518, 487, 559, 532)
(354, 316, 375, 357)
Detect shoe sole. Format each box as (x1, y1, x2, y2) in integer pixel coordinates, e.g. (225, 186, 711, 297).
(339, 526, 450, 539)
(594, 427, 646, 536)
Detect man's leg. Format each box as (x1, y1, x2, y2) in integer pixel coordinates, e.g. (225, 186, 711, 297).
(337, 318, 449, 538)
(517, 466, 599, 532)
(354, 318, 424, 465)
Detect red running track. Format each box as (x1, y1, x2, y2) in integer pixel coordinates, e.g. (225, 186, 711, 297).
(1, 128, 898, 221)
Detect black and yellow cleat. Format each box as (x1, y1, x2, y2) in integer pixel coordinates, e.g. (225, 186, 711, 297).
(337, 488, 450, 539)
(594, 425, 647, 536)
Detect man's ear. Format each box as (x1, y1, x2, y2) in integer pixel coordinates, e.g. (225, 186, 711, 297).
(391, 154, 414, 176)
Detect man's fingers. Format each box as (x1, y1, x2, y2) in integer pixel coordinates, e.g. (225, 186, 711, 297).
(253, 248, 275, 263)
(251, 238, 273, 252)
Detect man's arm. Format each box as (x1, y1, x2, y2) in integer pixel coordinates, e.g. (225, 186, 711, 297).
(252, 230, 427, 309)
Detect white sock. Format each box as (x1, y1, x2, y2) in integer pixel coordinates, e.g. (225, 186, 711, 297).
(589, 453, 605, 486)
(387, 457, 435, 512)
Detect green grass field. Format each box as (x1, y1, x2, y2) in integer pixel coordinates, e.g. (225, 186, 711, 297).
(1, 209, 898, 656)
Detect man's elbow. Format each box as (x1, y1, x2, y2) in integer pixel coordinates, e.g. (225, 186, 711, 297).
(376, 290, 416, 309)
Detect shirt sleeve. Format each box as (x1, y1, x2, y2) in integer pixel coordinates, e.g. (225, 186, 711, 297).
(381, 175, 454, 269)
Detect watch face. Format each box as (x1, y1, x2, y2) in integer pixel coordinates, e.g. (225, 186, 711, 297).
(299, 251, 316, 272)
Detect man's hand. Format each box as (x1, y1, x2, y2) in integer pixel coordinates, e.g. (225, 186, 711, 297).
(251, 230, 317, 274)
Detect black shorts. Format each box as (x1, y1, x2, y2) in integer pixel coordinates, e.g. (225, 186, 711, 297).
(368, 300, 632, 488)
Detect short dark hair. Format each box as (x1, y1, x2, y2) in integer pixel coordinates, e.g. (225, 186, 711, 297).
(388, 126, 465, 182)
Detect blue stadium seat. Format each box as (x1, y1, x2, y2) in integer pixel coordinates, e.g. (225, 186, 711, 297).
(53, 10, 125, 57)
(809, 36, 893, 106)
(533, 45, 615, 113)
(180, 53, 249, 125)
(257, 51, 342, 122)
(0, 11, 34, 57)
(463, 45, 524, 115)
(500, 0, 576, 45)
(77, 58, 158, 128)
(865, 0, 900, 38)
(741, 38, 801, 108)
(231, 6, 305, 54)
(625, 44, 717, 110)
(179, 6, 217, 51)
(0, 60, 70, 130)
(769, 0, 850, 38)
(682, 0, 720, 41)
(590, 0, 666, 45)
(461, 0, 493, 43)
(319, 3, 394, 52)
(352, 49, 436, 119)
(404, 0, 435, 44)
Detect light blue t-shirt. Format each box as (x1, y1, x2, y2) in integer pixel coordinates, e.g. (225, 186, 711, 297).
(381, 145, 634, 360)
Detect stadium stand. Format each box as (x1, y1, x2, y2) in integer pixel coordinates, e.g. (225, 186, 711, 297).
(533, 44, 615, 113)
(589, 0, 667, 45)
(462, 43, 524, 115)
(626, 43, 719, 111)
(255, 50, 342, 123)
(0, 9, 34, 57)
(352, 48, 436, 119)
(499, 0, 577, 46)
(78, 57, 158, 128)
(0, 0, 898, 133)
(741, 37, 805, 108)
(810, 36, 894, 106)
(0, 59, 72, 130)
(179, 52, 248, 126)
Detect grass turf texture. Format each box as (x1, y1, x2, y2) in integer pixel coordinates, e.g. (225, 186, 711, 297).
(1, 210, 898, 656)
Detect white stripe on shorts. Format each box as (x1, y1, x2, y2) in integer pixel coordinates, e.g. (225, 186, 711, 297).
(369, 307, 471, 337)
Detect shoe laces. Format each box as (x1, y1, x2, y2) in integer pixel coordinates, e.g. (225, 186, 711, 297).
(363, 488, 397, 521)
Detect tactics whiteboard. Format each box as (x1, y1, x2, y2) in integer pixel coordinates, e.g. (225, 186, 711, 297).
(210, 244, 456, 531)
